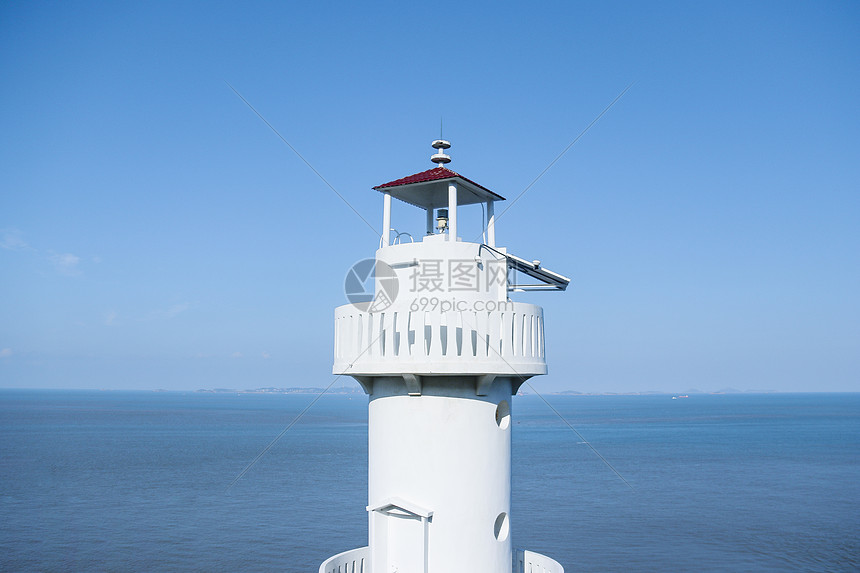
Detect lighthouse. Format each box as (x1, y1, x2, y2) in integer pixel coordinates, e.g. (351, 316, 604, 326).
(321, 141, 569, 573)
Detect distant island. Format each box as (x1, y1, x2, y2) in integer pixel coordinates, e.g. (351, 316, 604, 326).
(196, 386, 364, 394)
(193, 386, 778, 396)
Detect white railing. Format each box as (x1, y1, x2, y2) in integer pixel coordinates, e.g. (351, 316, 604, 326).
(319, 546, 368, 573)
(515, 549, 565, 573)
(333, 302, 546, 377)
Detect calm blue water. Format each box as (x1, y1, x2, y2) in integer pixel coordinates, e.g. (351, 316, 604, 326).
(1, 390, 857, 572)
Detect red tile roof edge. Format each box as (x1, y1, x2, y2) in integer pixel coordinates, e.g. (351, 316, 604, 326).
(373, 166, 504, 200)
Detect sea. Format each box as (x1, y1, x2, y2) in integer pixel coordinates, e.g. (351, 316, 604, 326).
(1, 390, 857, 572)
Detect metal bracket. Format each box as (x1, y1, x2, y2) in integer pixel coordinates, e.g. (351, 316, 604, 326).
(352, 376, 373, 394)
(403, 374, 422, 396)
(476, 374, 497, 396)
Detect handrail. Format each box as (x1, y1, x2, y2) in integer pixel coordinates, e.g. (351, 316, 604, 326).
(379, 229, 415, 247)
(394, 231, 414, 244)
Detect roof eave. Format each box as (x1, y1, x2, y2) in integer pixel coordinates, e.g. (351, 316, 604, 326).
(374, 176, 505, 203)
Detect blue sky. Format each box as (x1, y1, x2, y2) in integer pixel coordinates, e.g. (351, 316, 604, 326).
(1, 1, 858, 393)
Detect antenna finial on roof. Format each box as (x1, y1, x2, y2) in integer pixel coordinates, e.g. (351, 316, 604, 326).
(431, 138, 451, 165)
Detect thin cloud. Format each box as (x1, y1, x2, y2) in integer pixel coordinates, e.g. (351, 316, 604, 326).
(105, 311, 118, 326)
(48, 252, 81, 276)
(149, 303, 190, 320)
(163, 303, 189, 318)
(1, 229, 29, 251)
(2, 231, 91, 278)
(0, 348, 12, 358)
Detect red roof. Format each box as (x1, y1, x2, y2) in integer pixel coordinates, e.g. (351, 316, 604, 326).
(373, 166, 503, 200)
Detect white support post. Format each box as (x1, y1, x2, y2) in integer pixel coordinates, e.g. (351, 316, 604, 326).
(382, 191, 392, 247)
(426, 207, 434, 235)
(487, 199, 496, 247)
(447, 183, 457, 242)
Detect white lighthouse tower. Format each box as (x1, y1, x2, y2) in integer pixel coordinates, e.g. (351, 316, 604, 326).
(321, 141, 569, 573)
